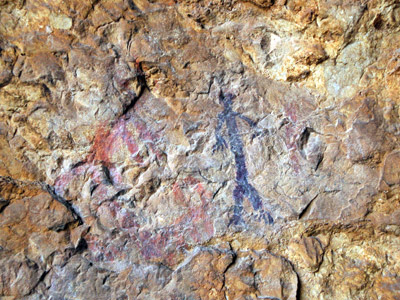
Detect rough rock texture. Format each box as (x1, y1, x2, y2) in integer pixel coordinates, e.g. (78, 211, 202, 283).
(1, 0, 400, 299)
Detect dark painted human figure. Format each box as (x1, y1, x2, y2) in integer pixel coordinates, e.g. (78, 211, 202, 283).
(213, 91, 274, 225)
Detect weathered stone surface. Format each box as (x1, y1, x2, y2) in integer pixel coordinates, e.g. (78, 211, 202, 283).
(0, 178, 75, 298)
(1, 0, 400, 298)
(225, 250, 298, 300)
(288, 236, 325, 272)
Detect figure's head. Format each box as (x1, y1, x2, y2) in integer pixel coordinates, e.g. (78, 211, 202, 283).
(219, 91, 236, 108)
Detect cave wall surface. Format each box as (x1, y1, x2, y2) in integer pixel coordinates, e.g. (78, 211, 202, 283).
(1, 0, 400, 299)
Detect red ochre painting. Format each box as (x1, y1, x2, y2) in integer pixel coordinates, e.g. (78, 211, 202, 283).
(53, 111, 214, 266)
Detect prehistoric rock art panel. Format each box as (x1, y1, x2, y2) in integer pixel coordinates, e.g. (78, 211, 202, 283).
(1, 0, 400, 299)
(214, 91, 274, 225)
(51, 102, 216, 266)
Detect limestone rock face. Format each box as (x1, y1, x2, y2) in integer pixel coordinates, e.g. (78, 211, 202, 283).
(1, 0, 400, 299)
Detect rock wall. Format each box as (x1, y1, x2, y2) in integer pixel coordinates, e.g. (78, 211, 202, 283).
(1, 0, 400, 299)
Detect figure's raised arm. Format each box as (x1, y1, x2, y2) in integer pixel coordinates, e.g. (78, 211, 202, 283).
(237, 113, 264, 139)
(237, 113, 257, 128)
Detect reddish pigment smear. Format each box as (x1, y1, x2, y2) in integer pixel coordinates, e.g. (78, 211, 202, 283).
(54, 112, 162, 201)
(283, 104, 306, 174)
(85, 175, 214, 266)
(285, 102, 298, 123)
(136, 176, 214, 264)
(55, 113, 214, 266)
(89, 118, 144, 166)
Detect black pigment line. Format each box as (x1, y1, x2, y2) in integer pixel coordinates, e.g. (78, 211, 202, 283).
(40, 182, 83, 225)
(213, 91, 273, 225)
(120, 60, 147, 117)
(127, 0, 141, 12)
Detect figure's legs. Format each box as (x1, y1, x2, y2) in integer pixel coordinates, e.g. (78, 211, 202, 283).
(229, 184, 245, 226)
(245, 183, 274, 224)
